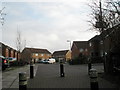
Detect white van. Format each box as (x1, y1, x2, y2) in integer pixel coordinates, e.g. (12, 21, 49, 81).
(48, 58, 56, 64)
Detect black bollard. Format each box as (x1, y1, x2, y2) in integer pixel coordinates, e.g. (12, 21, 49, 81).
(19, 72, 27, 90)
(88, 62, 92, 75)
(89, 68, 99, 90)
(60, 60, 65, 77)
(60, 63, 64, 77)
(30, 64, 34, 79)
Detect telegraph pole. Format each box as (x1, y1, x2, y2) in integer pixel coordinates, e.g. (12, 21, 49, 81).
(95, 0, 106, 73)
(99, 0, 106, 73)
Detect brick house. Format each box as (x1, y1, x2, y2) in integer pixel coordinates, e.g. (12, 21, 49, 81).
(88, 35, 103, 63)
(71, 41, 89, 59)
(101, 24, 120, 73)
(88, 23, 120, 73)
(0, 42, 20, 61)
(21, 47, 52, 63)
(52, 50, 71, 62)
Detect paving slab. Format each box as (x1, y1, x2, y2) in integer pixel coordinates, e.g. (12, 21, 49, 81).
(2, 64, 39, 89)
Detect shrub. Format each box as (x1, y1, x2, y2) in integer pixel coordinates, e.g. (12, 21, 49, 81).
(69, 55, 88, 65)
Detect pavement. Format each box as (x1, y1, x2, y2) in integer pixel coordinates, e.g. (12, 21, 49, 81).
(27, 63, 119, 89)
(1, 64, 39, 89)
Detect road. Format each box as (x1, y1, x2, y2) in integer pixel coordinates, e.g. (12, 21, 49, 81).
(27, 63, 118, 89)
(1, 63, 119, 89)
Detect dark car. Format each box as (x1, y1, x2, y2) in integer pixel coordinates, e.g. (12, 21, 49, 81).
(43, 60, 49, 64)
(0, 56, 10, 71)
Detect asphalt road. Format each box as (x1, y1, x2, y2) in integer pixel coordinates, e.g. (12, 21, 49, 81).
(27, 63, 118, 89)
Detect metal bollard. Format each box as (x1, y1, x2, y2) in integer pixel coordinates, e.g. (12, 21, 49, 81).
(19, 72, 27, 90)
(88, 62, 92, 75)
(30, 63, 34, 79)
(89, 68, 99, 90)
(59, 60, 65, 77)
(60, 63, 65, 77)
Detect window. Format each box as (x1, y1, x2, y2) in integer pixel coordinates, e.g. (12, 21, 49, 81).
(35, 53, 38, 56)
(41, 54, 44, 56)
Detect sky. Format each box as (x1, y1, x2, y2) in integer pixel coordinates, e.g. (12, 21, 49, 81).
(1, 0, 99, 53)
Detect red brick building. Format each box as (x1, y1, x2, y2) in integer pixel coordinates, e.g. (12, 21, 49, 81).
(88, 35, 103, 63)
(0, 42, 21, 61)
(71, 41, 89, 62)
(52, 50, 71, 62)
(21, 47, 52, 63)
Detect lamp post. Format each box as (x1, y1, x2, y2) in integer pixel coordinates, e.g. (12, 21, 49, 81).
(67, 40, 72, 60)
(67, 40, 71, 51)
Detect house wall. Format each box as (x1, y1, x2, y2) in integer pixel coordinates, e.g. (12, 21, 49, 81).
(1, 43, 21, 62)
(71, 43, 89, 59)
(32, 53, 51, 60)
(5, 48, 9, 57)
(89, 40, 100, 57)
(21, 49, 31, 63)
(66, 50, 71, 61)
(71, 43, 80, 59)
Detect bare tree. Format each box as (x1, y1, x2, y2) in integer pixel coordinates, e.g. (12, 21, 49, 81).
(16, 28, 26, 53)
(16, 30, 22, 52)
(88, 0, 120, 33)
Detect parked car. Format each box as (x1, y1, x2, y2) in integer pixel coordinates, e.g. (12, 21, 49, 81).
(37, 60, 45, 63)
(7, 57, 17, 62)
(43, 59, 49, 64)
(48, 58, 56, 64)
(6, 57, 17, 66)
(0, 56, 10, 71)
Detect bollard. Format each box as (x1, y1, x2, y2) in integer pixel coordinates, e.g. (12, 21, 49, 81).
(30, 63, 34, 79)
(60, 60, 65, 77)
(88, 62, 92, 75)
(89, 68, 99, 90)
(19, 72, 27, 90)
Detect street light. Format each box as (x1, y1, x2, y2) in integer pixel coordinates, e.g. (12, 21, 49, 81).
(67, 40, 72, 60)
(67, 40, 71, 51)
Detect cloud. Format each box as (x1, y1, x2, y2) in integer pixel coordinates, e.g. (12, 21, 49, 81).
(2, 1, 97, 52)
(3, 0, 90, 3)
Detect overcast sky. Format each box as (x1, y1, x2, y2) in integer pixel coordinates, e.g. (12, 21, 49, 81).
(1, 0, 99, 53)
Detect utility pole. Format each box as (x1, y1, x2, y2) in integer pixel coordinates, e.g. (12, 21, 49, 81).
(100, 0, 107, 73)
(95, 0, 106, 73)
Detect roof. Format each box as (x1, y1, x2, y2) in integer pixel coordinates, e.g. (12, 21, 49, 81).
(23, 47, 51, 54)
(0, 42, 17, 51)
(53, 50, 69, 56)
(89, 35, 102, 42)
(73, 41, 88, 49)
